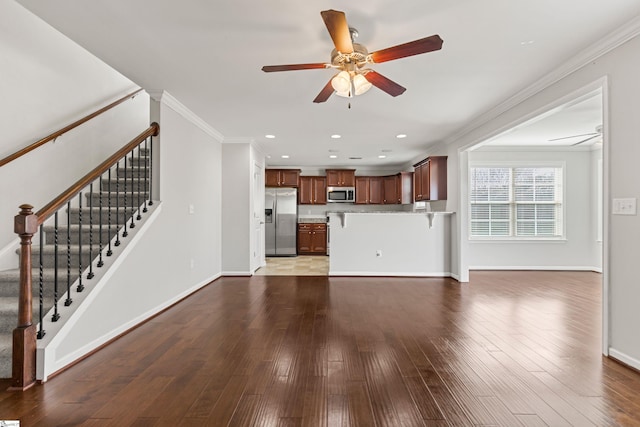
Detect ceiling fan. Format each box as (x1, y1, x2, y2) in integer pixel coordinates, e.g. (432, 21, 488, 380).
(548, 125, 603, 146)
(261, 9, 443, 103)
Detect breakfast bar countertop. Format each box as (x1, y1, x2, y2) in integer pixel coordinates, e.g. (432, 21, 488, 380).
(297, 216, 327, 224)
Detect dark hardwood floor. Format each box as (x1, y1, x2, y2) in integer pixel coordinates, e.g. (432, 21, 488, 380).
(0, 271, 639, 426)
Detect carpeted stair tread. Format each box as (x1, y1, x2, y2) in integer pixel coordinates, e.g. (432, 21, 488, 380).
(0, 149, 155, 379)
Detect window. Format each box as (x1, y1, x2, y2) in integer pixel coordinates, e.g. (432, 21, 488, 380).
(469, 163, 563, 239)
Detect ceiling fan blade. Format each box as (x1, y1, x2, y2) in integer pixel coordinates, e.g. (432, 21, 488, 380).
(364, 71, 406, 97)
(321, 10, 354, 54)
(548, 132, 599, 142)
(571, 134, 601, 146)
(262, 63, 328, 72)
(369, 35, 443, 64)
(313, 79, 335, 103)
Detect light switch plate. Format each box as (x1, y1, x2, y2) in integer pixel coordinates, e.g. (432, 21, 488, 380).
(612, 198, 636, 215)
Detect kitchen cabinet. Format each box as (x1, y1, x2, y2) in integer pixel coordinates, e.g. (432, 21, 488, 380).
(326, 169, 355, 187)
(266, 169, 300, 187)
(355, 176, 383, 204)
(297, 223, 327, 255)
(356, 174, 409, 204)
(414, 156, 447, 201)
(383, 175, 399, 204)
(392, 172, 414, 204)
(299, 176, 326, 204)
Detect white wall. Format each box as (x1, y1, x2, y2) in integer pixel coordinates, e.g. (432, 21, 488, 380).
(251, 146, 266, 272)
(39, 93, 223, 379)
(221, 144, 252, 275)
(0, 0, 147, 270)
(467, 148, 600, 271)
(432, 31, 640, 366)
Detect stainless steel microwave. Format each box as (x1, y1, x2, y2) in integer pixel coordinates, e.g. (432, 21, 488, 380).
(327, 186, 355, 203)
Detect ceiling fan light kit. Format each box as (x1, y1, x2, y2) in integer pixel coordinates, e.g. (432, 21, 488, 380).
(261, 9, 443, 103)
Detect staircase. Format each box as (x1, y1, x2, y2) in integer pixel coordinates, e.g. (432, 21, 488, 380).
(0, 149, 151, 378)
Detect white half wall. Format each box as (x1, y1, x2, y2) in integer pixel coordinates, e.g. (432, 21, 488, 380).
(38, 93, 223, 379)
(0, 1, 147, 270)
(329, 212, 452, 276)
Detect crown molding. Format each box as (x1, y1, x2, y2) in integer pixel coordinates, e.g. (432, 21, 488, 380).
(223, 137, 255, 144)
(145, 90, 224, 142)
(444, 14, 640, 146)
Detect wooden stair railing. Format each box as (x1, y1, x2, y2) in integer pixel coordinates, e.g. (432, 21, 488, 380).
(11, 122, 159, 390)
(0, 88, 143, 168)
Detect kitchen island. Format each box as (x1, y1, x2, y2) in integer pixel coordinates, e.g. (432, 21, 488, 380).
(328, 211, 453, 277)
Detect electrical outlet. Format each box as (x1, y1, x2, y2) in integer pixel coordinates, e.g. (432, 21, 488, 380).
(190, 259, 195, 269)
(612, 198, 637, 215)
(376, 250, 382, 257)
(189, 204, 195, 214)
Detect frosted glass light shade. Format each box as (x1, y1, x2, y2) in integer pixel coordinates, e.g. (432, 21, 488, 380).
(353, 74, 372, 95)
(331, 71, 351, 96)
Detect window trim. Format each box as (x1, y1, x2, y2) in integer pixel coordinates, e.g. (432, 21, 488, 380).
(468, 160, 566, 241)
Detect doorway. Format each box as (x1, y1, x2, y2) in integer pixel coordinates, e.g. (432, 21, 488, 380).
(458, 83, 607, 352)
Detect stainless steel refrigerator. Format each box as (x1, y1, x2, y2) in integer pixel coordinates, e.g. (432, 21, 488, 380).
(265, 188, 297, 256)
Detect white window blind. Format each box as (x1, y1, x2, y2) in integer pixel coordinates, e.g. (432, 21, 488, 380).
(470, 165, 563, 238)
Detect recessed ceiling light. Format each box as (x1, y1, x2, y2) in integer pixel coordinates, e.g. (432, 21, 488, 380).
(281, 155, 289, 159)
(265, 134, 275, 139)
(329, 155, 338, 159)
(378, 155, 387, 159)
(520, 40, 535, 46)
(396, 134, 407, 139)
(331, 134, 341, 139)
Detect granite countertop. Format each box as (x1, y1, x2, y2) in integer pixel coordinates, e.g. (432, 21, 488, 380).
(297, 217, 327, 223)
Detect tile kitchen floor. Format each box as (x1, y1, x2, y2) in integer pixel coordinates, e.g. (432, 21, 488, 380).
(254, 255, 329, 276)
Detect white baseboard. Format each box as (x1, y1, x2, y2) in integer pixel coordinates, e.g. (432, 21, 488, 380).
(223, 271, 253, 276)
(469, 265, 602, 272)
(609, 348, 640, 371)
(328, 271, 452, 278)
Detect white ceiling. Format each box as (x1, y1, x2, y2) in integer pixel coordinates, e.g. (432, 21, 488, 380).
(480, 90, 604, 148)
(17, 0, 640, 167)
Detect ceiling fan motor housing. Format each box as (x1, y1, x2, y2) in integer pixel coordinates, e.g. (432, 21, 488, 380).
(331, 43, 369, 68)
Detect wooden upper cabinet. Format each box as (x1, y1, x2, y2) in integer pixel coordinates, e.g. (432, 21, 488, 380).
(397, 172, 414, 204)
(355, 177, 369, 204)
(355, 176, 384, 204)
(369, 177, 384, 204)
(299, 176, 313, 204)
(356, 175, 410, 204)
(266, 169, 300, 187)
(383, 175, 398, 204)
(420, 163, 430, 200)
(299, 176, 326, 204)
(413, 156, 447, 201)
(313, 177, 327, 204)
(428, 156, 447, 201)
(326, 169, 355, 187)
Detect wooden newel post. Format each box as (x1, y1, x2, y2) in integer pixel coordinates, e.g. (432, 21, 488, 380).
(10, 204, 38, 391)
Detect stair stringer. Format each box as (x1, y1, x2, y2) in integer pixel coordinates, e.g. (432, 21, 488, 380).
(36, 203, 164, 381)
